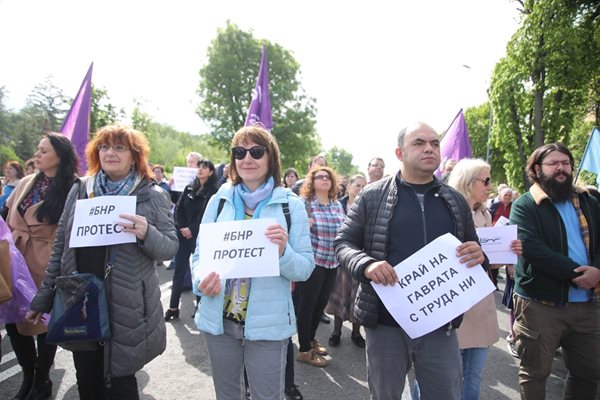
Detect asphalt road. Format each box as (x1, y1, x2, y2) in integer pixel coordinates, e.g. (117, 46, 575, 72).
(0, 266, 587, 399)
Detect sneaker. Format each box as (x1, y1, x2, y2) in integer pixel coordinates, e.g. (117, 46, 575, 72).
(311, 339, 328, 356)
(507, 342, 520, 358)
(506, 333, 514, 343)
(284, 384, 303, 400)
(296, 349, 328, 367)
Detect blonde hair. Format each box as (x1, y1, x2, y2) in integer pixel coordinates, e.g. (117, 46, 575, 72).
(447, 158, 491, 205)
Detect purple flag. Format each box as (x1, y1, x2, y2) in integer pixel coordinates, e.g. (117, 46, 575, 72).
(61, 63, 93, 174)
(437, 109, 471, 177)
(244, 46, 273, 129)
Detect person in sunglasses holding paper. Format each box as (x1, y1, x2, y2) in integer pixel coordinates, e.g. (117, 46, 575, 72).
(190, 125, 314, 400)
(26, 124, 178, 400)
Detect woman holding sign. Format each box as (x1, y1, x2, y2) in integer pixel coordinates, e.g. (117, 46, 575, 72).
(26, 124, 178, 399)
(191, 125, 314, 400)
(165, 159, 218, 321)
(2, 133, 78, 400)
(446, 159, 521, 400)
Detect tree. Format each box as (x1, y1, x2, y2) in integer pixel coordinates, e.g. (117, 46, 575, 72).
(489, 0, 600, 190)
(324, 146, 359, 177)
(464, 103, 507, 184)
(90, 86, 125, 134)
(197, 22, 321, 169)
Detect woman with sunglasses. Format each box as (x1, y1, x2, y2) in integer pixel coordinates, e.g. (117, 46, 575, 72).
(165, 159, 218, 321)
(444, 158, 521, 400)
(191, 125, 314, 400)
(296, 166, 346, 367)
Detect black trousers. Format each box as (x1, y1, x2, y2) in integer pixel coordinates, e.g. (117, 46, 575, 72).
(296, 266, 337, 352)
(5, 323, 56, 377)
(73, 346, 139, 400)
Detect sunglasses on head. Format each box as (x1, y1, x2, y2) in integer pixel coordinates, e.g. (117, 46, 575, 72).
(231, 145, 266, 160)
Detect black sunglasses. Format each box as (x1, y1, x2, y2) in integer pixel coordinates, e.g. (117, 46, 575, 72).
(474, 177, 492, 186)
(231, 145, 266, 160)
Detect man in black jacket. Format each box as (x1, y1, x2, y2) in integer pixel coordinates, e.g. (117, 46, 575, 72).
(334, 122, 484, 400)
(510, 143, 600, 399)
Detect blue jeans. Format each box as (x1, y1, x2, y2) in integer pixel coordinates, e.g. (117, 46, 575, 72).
(411, 347, 488, 400)
(460, 347, 488, 400)
(365, 324, 461, 400)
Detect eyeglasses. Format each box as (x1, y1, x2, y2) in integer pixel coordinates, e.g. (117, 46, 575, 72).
(98, 144, 129, 153)
(231, 146, 266, 160)
(314, 174, 331, 181)
(474, 177, 492, 186)
(541, 160, 571, 168)
(369, 163, 384, 168)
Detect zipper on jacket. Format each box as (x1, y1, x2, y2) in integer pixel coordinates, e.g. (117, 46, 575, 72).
(555, 208, 567, 305)
(104, 247, 114, 391)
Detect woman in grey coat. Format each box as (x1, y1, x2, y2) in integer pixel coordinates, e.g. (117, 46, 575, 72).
(26, 124, 178, 399)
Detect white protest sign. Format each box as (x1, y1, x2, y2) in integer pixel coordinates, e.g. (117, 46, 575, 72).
(476, 224, 518, 264)
(197, 218, 279, 280)
(171, 167, 197, 192)
(69, 196, 137, 248)
(372, 233, 495, 339)
(495, 215, 510, 226)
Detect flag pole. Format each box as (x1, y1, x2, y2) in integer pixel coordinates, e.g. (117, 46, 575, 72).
(575, 127, 595, 183)
(439, 108, 463, 141)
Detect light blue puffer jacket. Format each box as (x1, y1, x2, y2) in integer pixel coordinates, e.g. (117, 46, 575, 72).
(191, 184, 315, 340)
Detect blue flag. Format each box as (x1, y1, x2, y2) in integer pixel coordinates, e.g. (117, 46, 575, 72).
(244, 45, 273, 129)
(580, 127, 600, 186)
(61, 63, 93, 174)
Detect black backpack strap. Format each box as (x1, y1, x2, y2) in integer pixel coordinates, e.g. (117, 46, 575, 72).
(282, 202, 291, 234)
(217, 198, 226, 219)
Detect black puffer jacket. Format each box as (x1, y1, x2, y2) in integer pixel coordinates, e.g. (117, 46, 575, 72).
(334, 173, 481, 329)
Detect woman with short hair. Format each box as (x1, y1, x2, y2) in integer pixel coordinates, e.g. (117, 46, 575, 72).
(191, 125, 314, 400)
(27, 124, 178, 399)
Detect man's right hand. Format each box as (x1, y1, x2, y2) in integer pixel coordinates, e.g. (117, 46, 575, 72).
(364, 261, 398, 286)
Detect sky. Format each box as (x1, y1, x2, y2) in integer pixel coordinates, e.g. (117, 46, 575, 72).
(0, 0, 521, 175)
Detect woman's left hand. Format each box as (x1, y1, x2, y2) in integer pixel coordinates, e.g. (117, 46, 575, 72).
(265, 224, 288, 257)
(510, 239, 522, 256)
(119, 214, 148, 240)
(25, 310, 45, 325)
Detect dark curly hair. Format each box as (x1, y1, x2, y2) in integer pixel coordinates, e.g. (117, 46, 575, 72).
(36, 132, 79, 224)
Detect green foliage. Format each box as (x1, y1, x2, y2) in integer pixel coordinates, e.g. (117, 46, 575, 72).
(324, 146, 360, 177)
(489, 0, 600, 191)
(131, 105, 227, 173)
(0, 145, 21, 169)
(197, 22, 322, 168)
(90, 86, 125, 133)
(464, 103, 507, 185)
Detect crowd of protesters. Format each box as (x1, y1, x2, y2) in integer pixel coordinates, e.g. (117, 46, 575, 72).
(1, 121, 599, 400)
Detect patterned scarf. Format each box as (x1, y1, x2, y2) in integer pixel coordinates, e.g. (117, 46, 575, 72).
(18, 173, 52, 214)
(92, 168, 139, 197)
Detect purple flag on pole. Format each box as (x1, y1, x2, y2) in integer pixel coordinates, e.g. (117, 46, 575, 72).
(244, 46, 273, 129)
(437, 109, 471, 177)
(61, 63, 93, 174)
